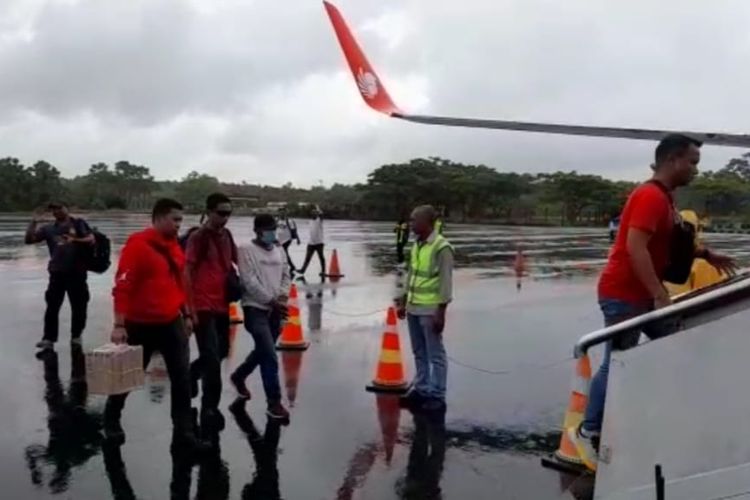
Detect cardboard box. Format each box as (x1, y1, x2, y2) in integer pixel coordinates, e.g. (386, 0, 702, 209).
(86, 344, 145, 395)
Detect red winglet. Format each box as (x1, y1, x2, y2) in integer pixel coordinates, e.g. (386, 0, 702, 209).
(323, 1, 402, 116)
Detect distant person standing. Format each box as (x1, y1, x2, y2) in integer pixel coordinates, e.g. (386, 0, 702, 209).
(394, 217, 409, 264)
(298, 207, 326, 277)
(106, 198, 209, 452)
(231, 214, 291, 421)
(568, 135, 736, 471)
(184, 193, 238, 429)
(434, 207, 446, 235)
(25, 202, 95, 351)
(276, 206, 300, 272)
(398, 205, 454, 412)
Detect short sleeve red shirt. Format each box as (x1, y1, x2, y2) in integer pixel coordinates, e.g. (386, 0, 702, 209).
(598, 182, 674, 303)
(186, 227, 235, 313)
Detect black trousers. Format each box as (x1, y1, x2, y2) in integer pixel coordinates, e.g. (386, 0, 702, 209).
(300, 244, 325, 275)
(105, 318, 192, 432)
(397, 243, 407, 264)
(281, 241, 296, 271)
(190, 311, 229, 411)
(44, 271, 89, 342)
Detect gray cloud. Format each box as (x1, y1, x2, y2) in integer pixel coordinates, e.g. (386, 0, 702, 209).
(0, 0, 748, 186)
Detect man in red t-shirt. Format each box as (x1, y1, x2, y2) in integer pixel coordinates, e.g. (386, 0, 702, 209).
(185, 193, 237, 430)
(569, 134, 736, 471)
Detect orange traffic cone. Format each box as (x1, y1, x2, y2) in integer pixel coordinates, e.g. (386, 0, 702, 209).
(553, 354, 592, 466)
(376, 394, 402, 465)
(328, 249, 345, 279)
(229, 302, 243, 324)
(276, 284, 310, 351)
(366, 307, 408, 394)
(281, 351, 304, 407)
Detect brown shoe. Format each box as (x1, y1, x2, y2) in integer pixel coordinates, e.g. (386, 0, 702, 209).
(266, 402, 290, 421)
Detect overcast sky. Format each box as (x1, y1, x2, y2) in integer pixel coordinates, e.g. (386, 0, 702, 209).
(1, 0, 748, 186)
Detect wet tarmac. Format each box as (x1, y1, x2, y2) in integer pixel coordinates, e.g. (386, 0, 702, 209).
(2, 215, 748, 499)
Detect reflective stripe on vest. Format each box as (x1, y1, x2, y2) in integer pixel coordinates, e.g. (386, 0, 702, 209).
(407, 234, 452, 305)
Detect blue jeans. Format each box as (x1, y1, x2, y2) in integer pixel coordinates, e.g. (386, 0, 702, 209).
(582, 299, 664, 433)
(233, 307, 283, 403)
(407, 314, 447, 401)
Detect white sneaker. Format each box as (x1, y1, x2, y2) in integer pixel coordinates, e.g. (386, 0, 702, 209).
(567, 425, 599, 471)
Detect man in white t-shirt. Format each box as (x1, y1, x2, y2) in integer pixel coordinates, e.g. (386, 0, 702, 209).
(276, 206, 300, 272)
(298, 207, 325, 277)
(231, 213, 291, 421)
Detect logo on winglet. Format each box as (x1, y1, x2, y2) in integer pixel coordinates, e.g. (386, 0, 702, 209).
(357, 68, 378, 100)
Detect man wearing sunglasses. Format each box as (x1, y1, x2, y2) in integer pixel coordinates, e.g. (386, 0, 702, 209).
(25, 201, 95, 351)
(184, 193, 238, 430)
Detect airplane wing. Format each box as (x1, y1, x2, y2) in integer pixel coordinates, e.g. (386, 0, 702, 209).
(323, 1, 750, 148)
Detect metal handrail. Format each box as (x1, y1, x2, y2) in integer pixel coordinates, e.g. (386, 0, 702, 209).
(574, 272, 750, 357)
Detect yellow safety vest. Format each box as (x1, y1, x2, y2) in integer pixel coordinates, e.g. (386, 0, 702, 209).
(434, 219, 444, 234)
(396, 223, 408, 243)
(408, 234, 452, 305)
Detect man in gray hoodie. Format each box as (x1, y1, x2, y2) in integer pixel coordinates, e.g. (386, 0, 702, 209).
(230, 214, 291, 420)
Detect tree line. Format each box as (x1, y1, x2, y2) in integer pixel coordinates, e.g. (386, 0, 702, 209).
(1, 154, 749, 225)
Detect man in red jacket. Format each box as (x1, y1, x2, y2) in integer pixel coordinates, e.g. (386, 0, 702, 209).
(105, 198, 209, 452)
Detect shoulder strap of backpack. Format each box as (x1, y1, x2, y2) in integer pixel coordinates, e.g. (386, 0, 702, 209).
(147, 241, 183, 285)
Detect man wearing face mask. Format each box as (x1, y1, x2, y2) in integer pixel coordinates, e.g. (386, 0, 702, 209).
(184, 193, 238, 429)
(230, 214, 291, 421)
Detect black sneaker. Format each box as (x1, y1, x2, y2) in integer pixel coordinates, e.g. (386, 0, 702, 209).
(104, 421, 126, 446)
(266, 402, 290, 421)
(229, 372, 251, 400)
(421, 398, 447, 413)
(399, 389, 427, 408)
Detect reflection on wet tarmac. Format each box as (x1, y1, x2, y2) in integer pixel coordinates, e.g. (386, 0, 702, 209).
(24, 347, 102, 495)
(396, 410, 446, 500)
(6, 217, 750, 499)
(230, 398, 283, 500)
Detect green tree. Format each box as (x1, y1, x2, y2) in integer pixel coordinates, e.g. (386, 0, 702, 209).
(174, 171, 221, 210)
(0, 158, 33, 211)
(29, 161, 66, 208)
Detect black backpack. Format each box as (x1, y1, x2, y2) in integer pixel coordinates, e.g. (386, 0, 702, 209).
(648, 181, 696, 285)
(81, 227, 111, 274)
(179, 226, 201, 251)
(70, 218, 110, 274)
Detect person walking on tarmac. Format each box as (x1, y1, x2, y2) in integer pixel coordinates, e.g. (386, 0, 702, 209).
(434, 208, 445, 235)
(394, 216, 409, 264)
(568, 135, 736, 471)
(398, 205, 454, 412)
(276, 206, 300, 273)
(230, 214, 291, 421)
(184, 193, 238, 430)
(25, 201, 95, 352)
(106, 198, 210, 453)
(298, 206, 325, 278)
